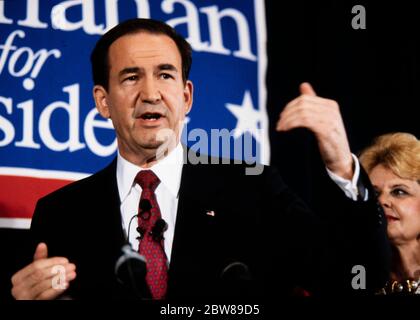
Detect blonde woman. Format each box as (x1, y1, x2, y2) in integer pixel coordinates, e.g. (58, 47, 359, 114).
(360, 132, 420, 294)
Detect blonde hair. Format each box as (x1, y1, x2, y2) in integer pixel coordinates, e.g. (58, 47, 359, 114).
(359, 132, 420, 182)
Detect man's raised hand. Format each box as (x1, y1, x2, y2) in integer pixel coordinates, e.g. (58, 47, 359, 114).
(11, 242, 76, 300)
(276, 82, 354, 179)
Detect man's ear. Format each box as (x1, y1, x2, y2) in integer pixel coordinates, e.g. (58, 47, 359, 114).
(184, 80, 193, 114)
(93, 85, 111, 119)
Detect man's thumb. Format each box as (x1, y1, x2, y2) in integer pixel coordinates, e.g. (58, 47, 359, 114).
(300, 82, 317, 96)
(33, 242, 48, 261)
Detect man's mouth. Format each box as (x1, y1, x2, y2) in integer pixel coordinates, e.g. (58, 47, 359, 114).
(140, 112, 164, 121)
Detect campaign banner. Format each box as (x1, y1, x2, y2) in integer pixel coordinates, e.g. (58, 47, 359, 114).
(0, 0, 268, 228)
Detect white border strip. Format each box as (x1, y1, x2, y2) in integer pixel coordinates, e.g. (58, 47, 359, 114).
(255, 0, 270, 165)
(0, 167, 90, 181)
(0, 218, 31, 229)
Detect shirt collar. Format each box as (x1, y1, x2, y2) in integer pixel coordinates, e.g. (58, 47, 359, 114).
(117, 143, 184, 203)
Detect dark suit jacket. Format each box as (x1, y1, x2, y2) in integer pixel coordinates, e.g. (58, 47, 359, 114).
(30, 154, 390, 300)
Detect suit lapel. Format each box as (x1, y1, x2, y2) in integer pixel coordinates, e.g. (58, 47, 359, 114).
(168, 159, 224, 297)
(96, 158, 126, 252)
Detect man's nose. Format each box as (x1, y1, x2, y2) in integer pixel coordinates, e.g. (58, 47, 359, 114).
(140, 78, 161, 104)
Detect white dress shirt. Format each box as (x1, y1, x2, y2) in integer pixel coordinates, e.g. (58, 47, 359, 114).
(117, 143, 184, 262)
(117, 144, 365, 262)
(326, 153, 368, 201)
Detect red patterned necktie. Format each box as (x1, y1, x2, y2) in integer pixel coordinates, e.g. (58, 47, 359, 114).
(135, 170, 168, 299)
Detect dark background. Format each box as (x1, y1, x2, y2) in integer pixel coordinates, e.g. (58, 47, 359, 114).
(267, 0, 419, 204)
(1, 0, 418, 300)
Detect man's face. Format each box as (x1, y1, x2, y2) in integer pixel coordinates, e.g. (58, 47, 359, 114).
(94, 32, 193, 165)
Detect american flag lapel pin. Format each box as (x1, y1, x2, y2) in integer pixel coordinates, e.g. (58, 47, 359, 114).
(206, 210, 216, 217)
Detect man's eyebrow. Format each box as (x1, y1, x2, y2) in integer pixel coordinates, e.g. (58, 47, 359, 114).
(118, 67, 141, 77)
(158, 64, 178, 72)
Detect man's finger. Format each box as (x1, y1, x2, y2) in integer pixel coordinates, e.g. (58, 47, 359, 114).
(11, 257, 69, 285)
(34, 287, 68, 301)
(277, 108, 321, 132)
(299, 82, 317, 96)
(280, 96, 327, 120)
(33, 243, 48, 261)
(277, 99, 326, 131)
(12, 265, 76, 300)
(31, 267, 76, 299)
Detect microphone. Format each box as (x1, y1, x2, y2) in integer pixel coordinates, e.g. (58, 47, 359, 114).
(129, 199, 152, 241)
(115, 199, 153, 299)
(137, 198, 167, 243)
(115, 244, 151, 299)
(115, 200, 168, 299)
(151, 218, 168, 242)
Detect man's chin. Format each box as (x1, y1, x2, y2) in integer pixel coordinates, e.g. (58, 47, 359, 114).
(141, 138, 179, 161)
(140, 140, 163, 151)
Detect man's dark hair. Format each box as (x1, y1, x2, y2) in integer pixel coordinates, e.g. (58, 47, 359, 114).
(90, 18, 192, 90)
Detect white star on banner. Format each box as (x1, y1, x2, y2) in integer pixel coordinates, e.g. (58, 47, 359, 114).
(225, 90, 262, 142)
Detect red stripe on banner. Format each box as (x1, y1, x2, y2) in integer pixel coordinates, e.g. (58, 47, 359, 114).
(0, 175, 74, 219)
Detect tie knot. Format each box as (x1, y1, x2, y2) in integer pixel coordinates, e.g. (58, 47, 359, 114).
(135, 170, 160, 191)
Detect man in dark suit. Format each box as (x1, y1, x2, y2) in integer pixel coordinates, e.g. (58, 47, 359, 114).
(10, 18, 390, 300)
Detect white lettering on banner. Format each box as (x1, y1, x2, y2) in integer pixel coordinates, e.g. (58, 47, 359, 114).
(162, 0, 256, 60)
(38, 84, 85, 152)
(0, 96, 14, 147)
(162, 0, 208, 51)
(0, 30, 61, 90)
(2, 0, 152, 34)
(0, 0, 48, 27)
(104, 0, 151, 32)
(0, 1, 265, 162)
(17, 0, 48, 29)
(0, 0, 255, 62)
(52, 0, 151, 34)
(0, 83, 118, 156)
(15, 99, 41, 149)
(84, 108, 117, 157)
(0, 0, 13, 24)
(51, 0, 106, 34)
(199, 6, 256, 61)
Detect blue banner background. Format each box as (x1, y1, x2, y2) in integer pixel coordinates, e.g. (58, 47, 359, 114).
(0, 0, 268, 224)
